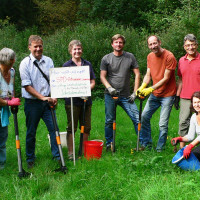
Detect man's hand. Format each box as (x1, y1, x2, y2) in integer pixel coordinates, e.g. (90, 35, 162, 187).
(136, 83, 147, 96)
(7, 97, 21, 106)
(107, 87, 117, 96)
(128, 92, 136, 103)
(183, 144, 194, 159)
(44, 97, 57, 106)
(140, 87, 154, 97)
(171, 137, 183, 146)
(174, 96, 180, 110)
(80, 96, 88, 100)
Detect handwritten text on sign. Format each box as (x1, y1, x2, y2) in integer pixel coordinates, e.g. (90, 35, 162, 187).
(50, 66, 91, 98)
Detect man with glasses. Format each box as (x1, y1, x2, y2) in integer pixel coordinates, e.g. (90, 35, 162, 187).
(136, 35, 177, 152)
(173, 34, 200, 149)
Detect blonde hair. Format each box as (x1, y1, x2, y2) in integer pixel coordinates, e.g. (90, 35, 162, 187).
(111, 34, 126, 44)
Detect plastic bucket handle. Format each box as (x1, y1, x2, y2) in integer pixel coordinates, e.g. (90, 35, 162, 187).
(91, 140, 104, 146)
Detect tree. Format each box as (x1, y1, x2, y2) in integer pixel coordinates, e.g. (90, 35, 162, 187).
(0, 0, 38, 30)
(33, 0, 79, 34)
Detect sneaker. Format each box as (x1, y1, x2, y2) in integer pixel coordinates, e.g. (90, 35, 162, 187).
(27, 161, 34, 169)
(173, 146, 178, 153)
(133, 146, 145, 151)
(68, 154, 73, 161)
(0, 164, 4, 170)
(106, 144, 111, 151)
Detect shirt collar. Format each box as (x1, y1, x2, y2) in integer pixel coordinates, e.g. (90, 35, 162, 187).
(184, 52, 200, 60)
(69, 58, 84, 66)
(29, 54, 45, 64)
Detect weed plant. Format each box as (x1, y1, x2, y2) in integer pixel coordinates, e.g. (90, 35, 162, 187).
(0, 99, 199, 200)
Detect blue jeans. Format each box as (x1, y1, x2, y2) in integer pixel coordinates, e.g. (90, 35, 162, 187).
(0, 125, 8, 166)
(24, 99, 60, 162)
(140, 94, 175, 151)
(104, 94, 139, 145)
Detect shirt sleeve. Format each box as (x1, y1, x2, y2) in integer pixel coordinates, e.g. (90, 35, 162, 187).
(166, 53, 177, 71)
(130, 53, 139, 69)
(185, 114, 197, 141)
(100, 55, 108, 71)
(19, 58, 32, 87)
(89, 63, 96, 80)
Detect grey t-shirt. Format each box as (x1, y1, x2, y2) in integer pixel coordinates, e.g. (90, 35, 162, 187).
(100, 51, 139, 97)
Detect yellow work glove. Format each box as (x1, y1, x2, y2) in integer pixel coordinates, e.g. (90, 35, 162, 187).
(136, 83, 147, 96)
(140, 87, 154, 97)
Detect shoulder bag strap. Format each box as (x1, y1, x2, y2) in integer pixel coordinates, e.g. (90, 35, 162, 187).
(33, 60, 50, 85)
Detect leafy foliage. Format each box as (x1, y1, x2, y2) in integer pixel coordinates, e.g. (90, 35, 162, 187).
(33, 0, 79, 35)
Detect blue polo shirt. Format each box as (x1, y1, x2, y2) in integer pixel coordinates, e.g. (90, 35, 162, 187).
(62, 58, 96, 106)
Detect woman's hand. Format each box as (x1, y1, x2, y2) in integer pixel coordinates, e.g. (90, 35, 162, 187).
(183, 144, 194, 159)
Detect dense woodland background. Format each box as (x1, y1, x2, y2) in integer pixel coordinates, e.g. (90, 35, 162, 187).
(0, 0, 200, 97)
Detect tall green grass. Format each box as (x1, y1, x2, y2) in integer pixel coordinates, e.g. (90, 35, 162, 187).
(0, 99, 199, 200)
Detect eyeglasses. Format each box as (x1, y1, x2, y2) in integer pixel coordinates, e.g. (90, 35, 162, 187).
(184, 43, 197, 48)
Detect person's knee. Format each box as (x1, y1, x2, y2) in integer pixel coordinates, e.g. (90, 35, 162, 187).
(84, 127, 91, 134)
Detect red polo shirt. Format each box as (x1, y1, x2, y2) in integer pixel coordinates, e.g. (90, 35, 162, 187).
(178, 52, 200, 99)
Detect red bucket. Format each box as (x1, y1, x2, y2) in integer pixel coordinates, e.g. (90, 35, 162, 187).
(84, 140, 104, 160)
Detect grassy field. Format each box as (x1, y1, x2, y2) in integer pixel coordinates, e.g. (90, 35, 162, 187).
(0, 99, 199, 200)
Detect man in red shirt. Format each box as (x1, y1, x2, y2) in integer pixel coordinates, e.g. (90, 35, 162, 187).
(136, 35, 177, 152)
(174, 34, 200, 149)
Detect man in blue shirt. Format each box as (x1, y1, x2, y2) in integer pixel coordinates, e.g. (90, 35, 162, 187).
(19, 35, 60, 168)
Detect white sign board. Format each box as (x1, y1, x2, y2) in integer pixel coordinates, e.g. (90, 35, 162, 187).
(49, 66, 91, 98)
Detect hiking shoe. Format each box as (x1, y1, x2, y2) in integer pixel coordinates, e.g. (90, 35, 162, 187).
(68, 154, 73, 161)
(106, 144, 111, 151)
(27, 161, 34, 169)
(133, 146, 145, 151)
(0, 164, 4, 170)
(173, 146, 178, 153)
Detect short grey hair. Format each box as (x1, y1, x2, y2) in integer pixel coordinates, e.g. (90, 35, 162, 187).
(28, 35, 43, 46)
(0, 48, 16, 66)
(184, 34, 198, 44)
(68, 40, 82, 54)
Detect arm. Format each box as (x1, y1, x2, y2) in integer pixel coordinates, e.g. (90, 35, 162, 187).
(25, 85, 57, 105)
(176, 77, 182, 96)
(151, 68, 173, 90)
(90, 79, 95, 90)
(133, 68, 140, 92)
(142, 68, 151, 85)
(0, 98, 8, 106)
(100, 70, 111, 89)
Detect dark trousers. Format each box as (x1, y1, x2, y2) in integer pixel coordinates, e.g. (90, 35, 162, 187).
(24, 99, 60, 162)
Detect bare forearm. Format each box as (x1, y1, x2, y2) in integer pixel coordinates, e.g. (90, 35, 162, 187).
(176, 79, 182, 96)
(100, 71, 111, 89)
(0, 98, 8, 106)
(90, 79, 95, 90)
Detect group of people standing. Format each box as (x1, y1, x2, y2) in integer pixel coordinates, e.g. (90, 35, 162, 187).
(0, 33, 200, 170)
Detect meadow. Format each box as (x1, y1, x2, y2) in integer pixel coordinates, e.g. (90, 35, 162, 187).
(0, 99, 199, 200)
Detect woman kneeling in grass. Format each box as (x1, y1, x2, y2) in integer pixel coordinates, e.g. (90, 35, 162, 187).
(171, 91, 200, 160)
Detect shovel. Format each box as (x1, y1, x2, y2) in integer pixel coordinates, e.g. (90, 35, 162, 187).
(111, 91, 120, 153)
(78, 99, 87, 157)
(136, 96, 145, 152)
(49, 105, 67, 174)
(11, 106, 31, 178)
